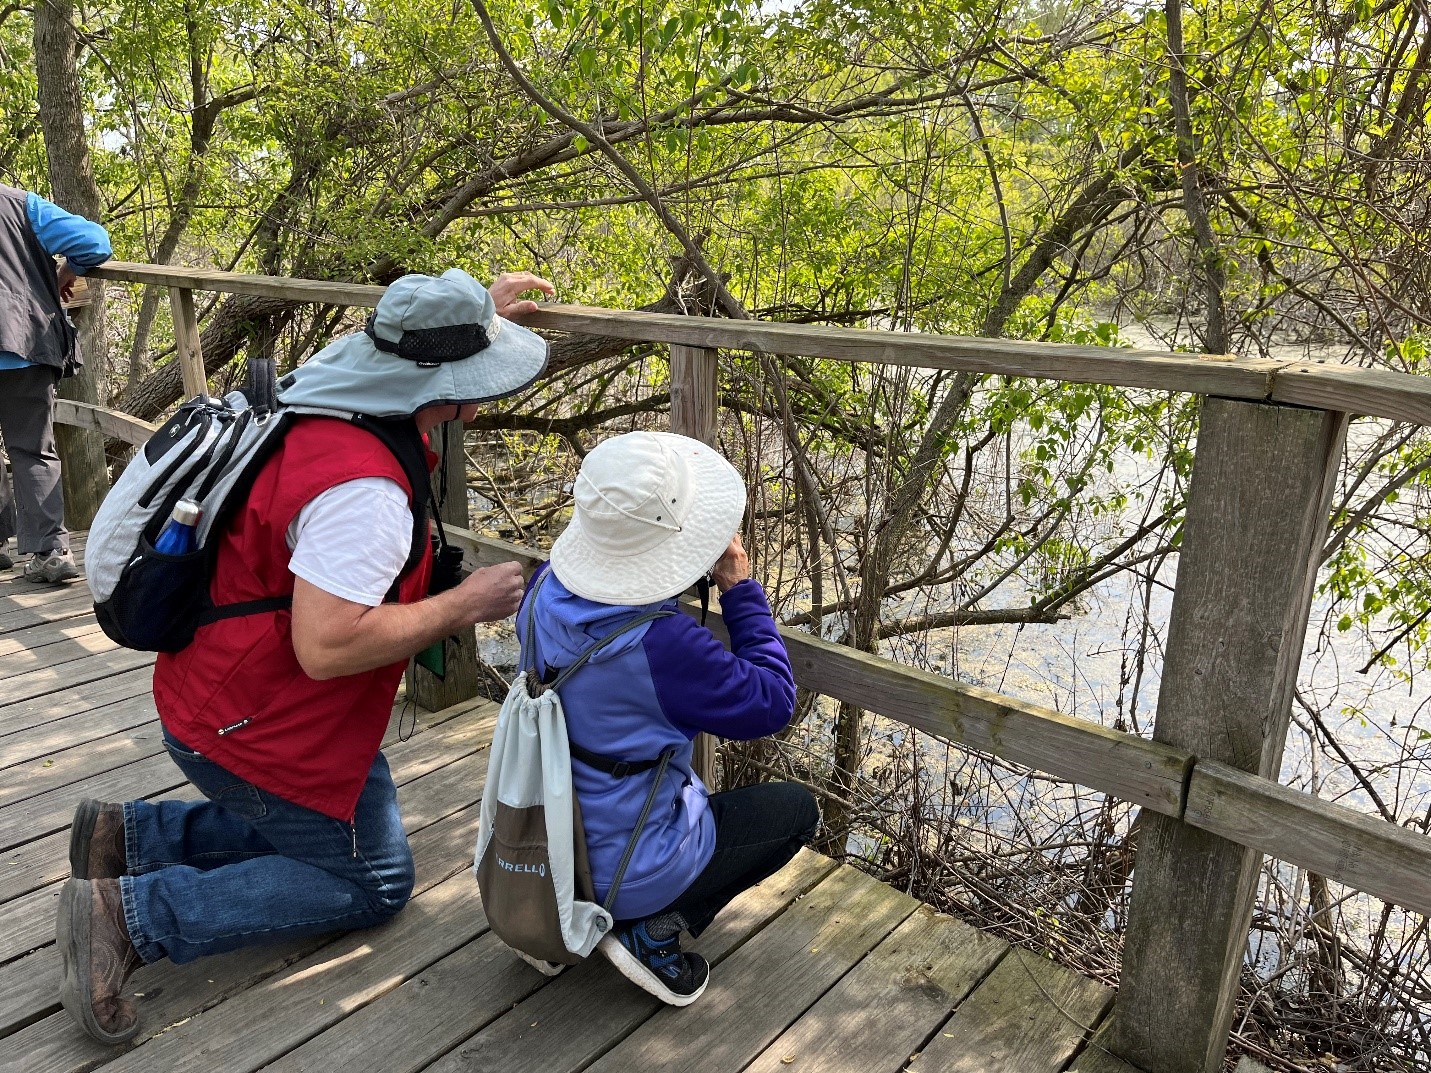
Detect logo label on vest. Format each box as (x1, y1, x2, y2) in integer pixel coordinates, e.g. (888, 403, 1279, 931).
(496, 855, 546, 878)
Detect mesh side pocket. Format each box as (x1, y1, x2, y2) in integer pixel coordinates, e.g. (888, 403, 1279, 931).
(94, 536, 209, 652)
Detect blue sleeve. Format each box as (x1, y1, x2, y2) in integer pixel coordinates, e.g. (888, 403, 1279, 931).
(646, 579, 797, 740)
(26, 192, 112, 273)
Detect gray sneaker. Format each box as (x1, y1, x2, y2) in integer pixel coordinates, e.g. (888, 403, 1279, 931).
(24, 548, 79, 584)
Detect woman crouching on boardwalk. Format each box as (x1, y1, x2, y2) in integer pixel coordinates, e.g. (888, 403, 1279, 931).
(519, 430, 819, 1005)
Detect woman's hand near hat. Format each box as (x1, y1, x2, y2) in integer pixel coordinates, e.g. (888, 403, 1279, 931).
(488, 271, 555, 318)
(710, 535, 750, 593)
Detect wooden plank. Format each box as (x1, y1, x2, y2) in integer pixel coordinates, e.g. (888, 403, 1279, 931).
(260, 932, 546, 1073)
(707, 607, 1190, 816)
(0, 620, 104, 662)
(0, 697, 487, 905)
(583, 865, 917, 1073)
(91, 261, 387, 308)
(0, 646, 154, 707)
(0, 884, 60, 964)
(266, 852, 840, 1073)
(0, 593, 97, 637)
(423, 849, 839, 1073)
(0, 583, 91, 613)
(86, 870, 485, 1073)
(0, 696, 156, 771)
(912, 947, 1112, 1073)
(1186, 759, 1431, 917)
(0, 722, 164, 810)
(0, 753, 184, 851)
(1, 796, 489, 1070)
(92, 264, 1431, 427)
(0, 666, 153, 739)
(1109, 400, 1347, 1073)
(1069, 1031, 1147, 1073)
(167, 287, 207, 399)
(527, 305, 1280, 395)
(744, 905, 1007, 1073)
(51, 400, 156, 448)
(670, 343, 721, 787)
(1269, 361, 1431, 427)
(670, 343, 719, 444)
(0, 626, 115, 681)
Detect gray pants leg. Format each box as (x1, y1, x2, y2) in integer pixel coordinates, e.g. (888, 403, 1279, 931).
(0, 365, 68, 554)
(0, 461, 15, 544)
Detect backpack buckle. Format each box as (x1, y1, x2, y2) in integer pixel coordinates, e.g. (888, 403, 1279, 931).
(608, 760, 634, 778)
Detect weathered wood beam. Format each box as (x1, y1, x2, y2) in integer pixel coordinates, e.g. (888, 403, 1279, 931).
(1185, 759, 1431, 917)
(1108, 398, 1348, 1073)
(670, 343, 722, 787)
(53, 400, 157, 447)
(92, 261, 386, 308)
(167, 287, 207, 399)
(92, 264, 1431, 428)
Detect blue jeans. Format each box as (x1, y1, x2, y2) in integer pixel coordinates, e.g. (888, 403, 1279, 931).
(119, 729, 415, 965)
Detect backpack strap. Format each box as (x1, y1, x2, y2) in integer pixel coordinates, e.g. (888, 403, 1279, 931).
(517, 567, 684, 914)
(520, 569, 675, 698)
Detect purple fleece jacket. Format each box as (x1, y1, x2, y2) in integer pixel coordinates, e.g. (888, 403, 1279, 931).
(519, 563, 796, 921)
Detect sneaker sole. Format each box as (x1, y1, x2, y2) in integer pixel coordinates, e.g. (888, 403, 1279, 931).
(596, 933, 708, 1007)
(56, 879, 140, 1045)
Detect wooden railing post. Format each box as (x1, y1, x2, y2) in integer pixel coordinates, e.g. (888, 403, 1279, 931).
(1105, 397, 1347, 1073)
(670, 343, 721, 786)
(168, 286, 207, 398)
(409, 419, 482, 710)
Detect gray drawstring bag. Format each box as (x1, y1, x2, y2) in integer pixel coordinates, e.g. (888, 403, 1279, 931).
(474, 570, 673, 973)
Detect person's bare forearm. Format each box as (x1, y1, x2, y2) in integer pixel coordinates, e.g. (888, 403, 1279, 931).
(290, 563, 525, 681)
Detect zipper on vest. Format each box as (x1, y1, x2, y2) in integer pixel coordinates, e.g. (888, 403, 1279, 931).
(350, 814, 358, 858)
(216, 718, 251, 736)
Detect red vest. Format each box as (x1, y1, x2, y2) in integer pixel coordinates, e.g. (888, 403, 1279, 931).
(153, 417, 434, 820)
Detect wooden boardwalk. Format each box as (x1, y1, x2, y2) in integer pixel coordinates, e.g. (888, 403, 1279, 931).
(0, 540, 1129, 1073)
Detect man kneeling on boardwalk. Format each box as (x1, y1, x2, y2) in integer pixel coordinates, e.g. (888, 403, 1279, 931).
(55, 267, 553, 1044)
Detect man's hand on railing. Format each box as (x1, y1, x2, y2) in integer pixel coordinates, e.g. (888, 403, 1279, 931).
(489, 271, 554, 318)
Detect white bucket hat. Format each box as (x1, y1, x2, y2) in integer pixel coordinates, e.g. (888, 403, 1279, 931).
(550, 431, 746, 605)
(277, 269, 547, 417)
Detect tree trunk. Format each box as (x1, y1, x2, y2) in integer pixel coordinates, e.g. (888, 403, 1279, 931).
(35, 0, 109, 529)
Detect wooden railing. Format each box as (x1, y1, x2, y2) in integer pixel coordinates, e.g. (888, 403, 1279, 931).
(71, 261, 1431, 1073)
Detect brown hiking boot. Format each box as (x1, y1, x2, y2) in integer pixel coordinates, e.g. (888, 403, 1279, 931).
(57, 878, 143, 1044)
(69, 799, 127, 880)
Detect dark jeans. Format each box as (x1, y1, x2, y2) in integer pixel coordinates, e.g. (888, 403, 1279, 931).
(119, 729, 415, 965)
(646, 781, 819, 937)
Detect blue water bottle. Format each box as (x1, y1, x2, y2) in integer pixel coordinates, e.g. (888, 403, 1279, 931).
(154, 499, 202, 555)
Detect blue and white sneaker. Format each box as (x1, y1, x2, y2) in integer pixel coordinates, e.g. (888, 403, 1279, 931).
(597, 919, 709, 1006)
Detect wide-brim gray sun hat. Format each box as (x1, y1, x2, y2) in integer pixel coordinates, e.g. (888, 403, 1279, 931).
(550, 431, 746, 605)
(276, 268, 547, 418)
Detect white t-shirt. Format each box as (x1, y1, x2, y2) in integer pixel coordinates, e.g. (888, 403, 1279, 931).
(286, 477, 414, 606)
